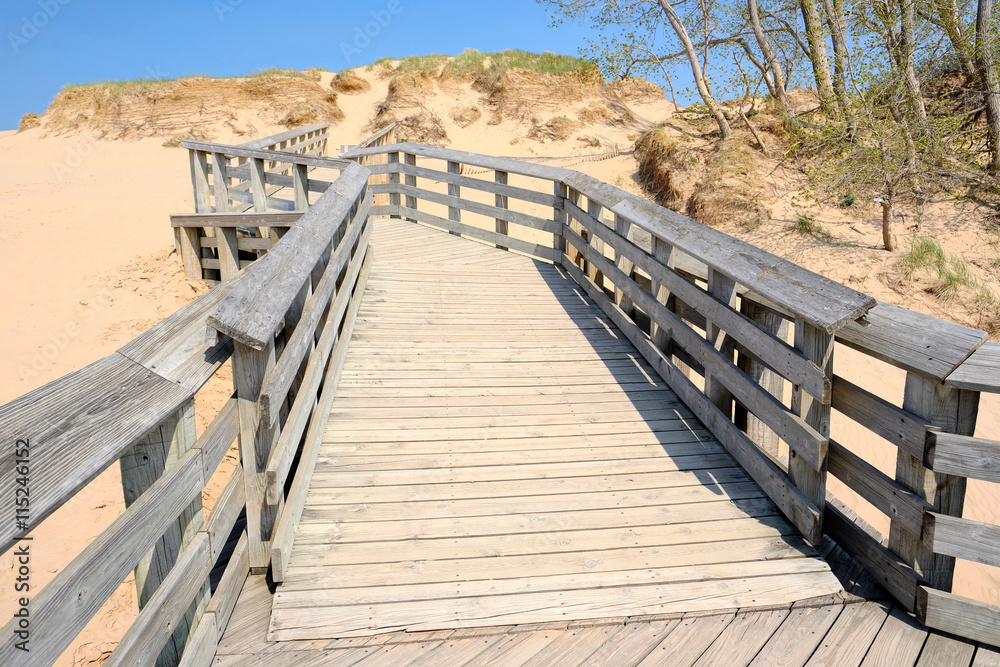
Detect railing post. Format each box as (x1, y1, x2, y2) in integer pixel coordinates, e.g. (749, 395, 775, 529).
(586, 199, 605, 290)
(404, 153, 417, 222)
(178, 151, 209, 281)
(650, 236, 676, 353)
(704, 269, 738, 417)
(388, 151, 401, 219)
(789, 317, 833, 537)
(735, 299, 788, 458)
(553, 181, 568, 258)
(119, 398, 209, 667)
(495, 170, 509, 251)
(614, 213, 635, 317)
(447, 161, 462, 236)
(232, 341, 283, 573)
(293, 163, 310, 211)
(890, 375, 978, 590)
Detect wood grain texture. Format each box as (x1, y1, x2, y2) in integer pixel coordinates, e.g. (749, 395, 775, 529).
(946, 341, 1000, 392)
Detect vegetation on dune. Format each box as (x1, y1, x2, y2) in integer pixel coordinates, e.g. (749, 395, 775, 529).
(541, 0, 1000, 250)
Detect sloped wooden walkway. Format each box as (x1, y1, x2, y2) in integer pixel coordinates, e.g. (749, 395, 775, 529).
(257, 218, 841, 643)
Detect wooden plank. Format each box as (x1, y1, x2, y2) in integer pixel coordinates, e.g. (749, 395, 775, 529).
(264, 232, 371, 499)
(495, 170, 509, 250)
(0, 354, 192, 555)
(293, 163, 310, 210)
(204, 461, 243, 563)
(120, 398, 207, 667)
(923, 512, 1000, 569)
(205, 532, 250, 641)
(637, 613, 735, 666)
(736, 299, 788, 457)
(370, 205, 560, 262)
(259, 210, 371, 423)
(270, 248, 374, 582)
(212, 152, 232, 213)
(369, 161, 559, 206)
(804, 600, 890, 667)
(564, 227, 828, 472)
(693, 609, 789, 667)
(372, 182, 561, 234)
(183, 139, 352, 171)
(832, 375, 935, 462)
(0, 402, 232, 665)
(176, 612, 218, 667)
(890, 374, 977, 592)
(106, 533, 213, 667)
(561, 258, 824, 544)
(927, 432, 1000, 483)
(207, 163, 369, 349)
(837, 301, 987, 381)
(704, 268, 738, 418)
(824, 500, 922, 611)
(269, 572, 839, 640)
(974, 646, 1000, 666)
(748, 604, 843, 666)
(239, 123, 330, 151)
(190, 149, 211, 213)
(828, 439, 931, 538)
(170, 211, 304, 228)
(859, 604, 927, 667)
(946, 341, 1000, 392)
(596, 185, 875, 334)
(914, 628, 977, 666)
(446, 160, 461, 236)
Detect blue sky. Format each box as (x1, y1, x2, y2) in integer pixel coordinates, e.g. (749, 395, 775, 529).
(0, 0, 604, 130)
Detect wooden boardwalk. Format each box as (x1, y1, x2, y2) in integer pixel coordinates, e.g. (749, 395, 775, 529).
(258, 218, 842, 643)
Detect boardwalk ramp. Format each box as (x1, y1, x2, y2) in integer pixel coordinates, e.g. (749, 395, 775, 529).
(267, 219, 843, 641)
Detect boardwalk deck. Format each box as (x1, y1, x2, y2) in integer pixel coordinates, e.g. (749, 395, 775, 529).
(262, 218, 842, 643)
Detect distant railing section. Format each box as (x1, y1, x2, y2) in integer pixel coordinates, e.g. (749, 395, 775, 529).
(341, 140, 1000, 647)
(172, 124, 350, 283)
(340, 122, 397, 208)
(0, 139, 374, 665)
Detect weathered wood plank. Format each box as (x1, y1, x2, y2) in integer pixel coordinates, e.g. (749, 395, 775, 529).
(748, 604, 843, 667)
(923, 512, 1000, 569)
(804, 600, 890, 667)
(205, 532, 249, 641)
(946, 341, 1000, 392)
(838, 301, 987, 381)
(858, 604, 926, 667)
(182, 139, 351, 171)
(927, 432, 1000, 483)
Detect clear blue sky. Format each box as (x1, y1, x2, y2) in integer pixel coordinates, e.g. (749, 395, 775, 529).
(0, 0, 604, 130)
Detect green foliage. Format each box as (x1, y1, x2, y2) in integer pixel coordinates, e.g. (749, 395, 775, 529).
(898, 237, 991, 301)
(794, 213, 832, 238)
(839, 192, 856, 208)
(442, 49, 598, 88)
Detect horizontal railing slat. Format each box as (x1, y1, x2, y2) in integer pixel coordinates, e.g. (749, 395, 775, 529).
(927, 432, 1000, 483)
(239, 123, 329, 151)
(182, 140, 350, 171)
(0, 400, 236, 665)
(564, 225, 828, 472)
(565, 198, 830, 402)
(945, 341, 1000, 392)
(831, 375, 936, 462)
(170, 211, 303, 228)
(827, 439, 931, 538)
(372, 182, 561, 234)
(204, 463, 245, 564)
(372, 205, 561, 262)
(924, 512, 1000, 569)
(204, 531, 249, 642)
(917, 586, 1000, 647)
(368, 161, 560, 207)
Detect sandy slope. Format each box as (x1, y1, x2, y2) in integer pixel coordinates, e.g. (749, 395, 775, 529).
(1, 66, 998, 664)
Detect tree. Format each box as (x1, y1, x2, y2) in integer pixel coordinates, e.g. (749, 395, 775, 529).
(976, 0, 1000, 170)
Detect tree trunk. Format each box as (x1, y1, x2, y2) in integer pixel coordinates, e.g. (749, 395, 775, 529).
(976, 0, 1000, 172)
(748, 0, 795, 116)
(898, 0, 928, 122)
(880, 199, 895, 251)
(799, 0, 838, 114)
(657, 0, 733, 137)
(822, 0, 857, 131)
(931, 0, 979, 78)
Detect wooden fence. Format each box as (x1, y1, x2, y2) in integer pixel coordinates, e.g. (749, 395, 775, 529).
(0, 130, 373, 666)
(341, 140, 1000, 647)
(170, 124, 350, 283)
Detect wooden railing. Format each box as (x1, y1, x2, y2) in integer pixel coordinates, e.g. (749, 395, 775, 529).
(170, 124, 350, 283)
(0, 134, 373, 665)
(342, 140, 1000, 646)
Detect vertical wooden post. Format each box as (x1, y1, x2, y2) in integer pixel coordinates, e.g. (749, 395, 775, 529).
(789, 317, 833, 536)
(190, 150, 211, 214)
(388, 152, 401, 219)
(495, 171, 509, 251)
(180, 151, 210, 281)
(586, 200, 605, 290)
(218, 229, 240, 279)
(232, 341, 284, 572)
(650, 236, 676, 353)
(704, 269, 738, 417)
(250, 158, 267, 213)
(404, 153, 417, 222)
(553, 182, 569, 258)
(211, 153, 231, 213)
(889, 376, 978, 590)
(120, 399, 209, 667)
(614, 214, 635, 317)
(447, 161, 461, 236)
(735, 299, 788, 458)
(293, 163, 309, 211)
